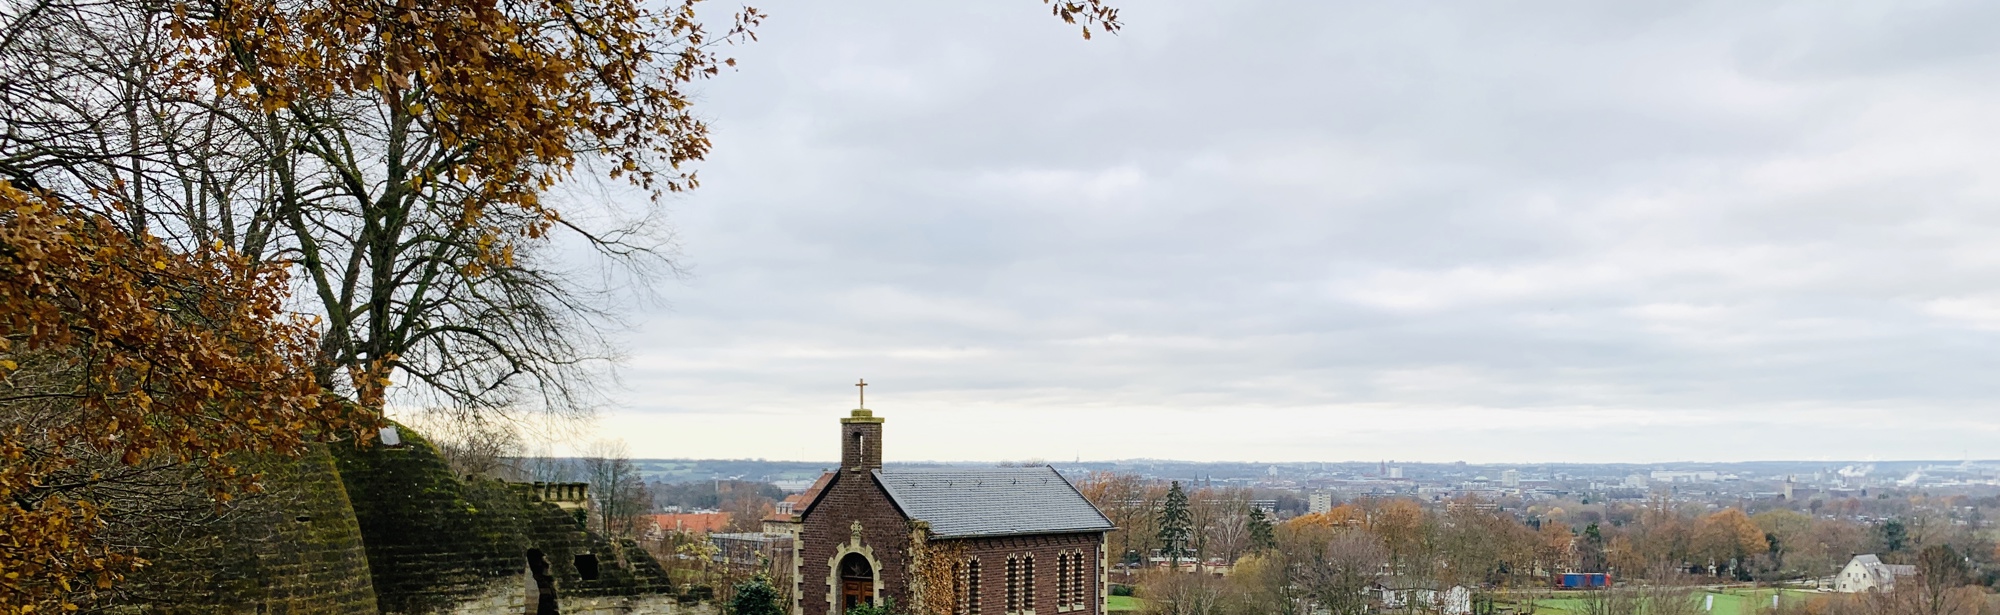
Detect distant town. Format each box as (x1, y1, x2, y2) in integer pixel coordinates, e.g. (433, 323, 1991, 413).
(623, 457, 2000, 512)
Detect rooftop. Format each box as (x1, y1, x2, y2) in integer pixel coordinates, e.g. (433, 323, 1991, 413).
(874, 466, 1116, 539)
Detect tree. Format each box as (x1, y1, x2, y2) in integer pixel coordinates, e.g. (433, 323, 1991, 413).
(581, 439, 649, 537)
(1246, 507, 1276, 554)
(1536, 520, 1575, 576)
(0, 183, 361, 611)
(1912, 544, 1970, 615)
(1579, 523, 1608, 574)
(731, 576, 784, 615)
(1158, 481, 1193, 571)
(1298, 531, 1387, 615)
(1372, 498, 1430, 572)
(1, 0, 1121, 607)
(1078, 472, 1156, 572)
(1882, 519, 1910, 553)
(1694, 508, 1764, 576)
(1140, 569, 1224, 615)
(3, 0, 1123, 429)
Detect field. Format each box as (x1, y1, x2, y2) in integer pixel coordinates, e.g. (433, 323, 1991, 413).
(1106, 595, 1144, 612)
(1503, 587, 1819, 615)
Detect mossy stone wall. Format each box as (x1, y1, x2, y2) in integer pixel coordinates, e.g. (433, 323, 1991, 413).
(331, 425, 676, 614)
(113, 445, 379, 615)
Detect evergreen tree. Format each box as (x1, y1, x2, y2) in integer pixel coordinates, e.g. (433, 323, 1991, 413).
(1247, 506, 1276, 553)
(1880, 519, 1908, 553)
(731, 577, 784, 615)
(1157, 481, 1193, 570)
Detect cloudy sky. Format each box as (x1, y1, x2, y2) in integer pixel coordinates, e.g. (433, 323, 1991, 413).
(562, 0, 2000, 463)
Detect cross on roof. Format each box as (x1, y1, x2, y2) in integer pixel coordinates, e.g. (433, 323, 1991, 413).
(856, 379, 867, 408)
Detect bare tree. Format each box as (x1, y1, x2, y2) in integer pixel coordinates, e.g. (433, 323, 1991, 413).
(1296, 531, 1387, 615)
(580, 439, 649, 537)
(419, 414, 524, 478)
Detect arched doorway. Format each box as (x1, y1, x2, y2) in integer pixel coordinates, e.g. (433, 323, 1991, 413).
(839, 552, 876, 612)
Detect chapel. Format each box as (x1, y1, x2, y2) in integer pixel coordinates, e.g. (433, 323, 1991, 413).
(786, 404, 1114, 615)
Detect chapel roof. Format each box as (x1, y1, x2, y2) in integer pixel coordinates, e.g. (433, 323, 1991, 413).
(873, 466, 1116, 539)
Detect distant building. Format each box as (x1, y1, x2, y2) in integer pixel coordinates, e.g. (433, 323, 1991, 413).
(1781, 476, 1820, 501)
(1500, 470, 1521, 488)
(1649, 471, 1718, 483)
(1623, 474, 1648, 489)
(647, 511, 732, 535)
(1836, 554, 1915, 593)
(1388, 467, 1404, 479)
(1308, 492, 1334, 514)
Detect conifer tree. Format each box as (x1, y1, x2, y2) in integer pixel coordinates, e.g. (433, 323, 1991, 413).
(1247, 506, 1276, 553)
(1157, 481, 1193, 571)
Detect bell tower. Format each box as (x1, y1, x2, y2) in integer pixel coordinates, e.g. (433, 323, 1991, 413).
(841, 380, 883, 472)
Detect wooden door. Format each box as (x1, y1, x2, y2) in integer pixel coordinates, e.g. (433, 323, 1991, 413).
(839, 553, 875, 612)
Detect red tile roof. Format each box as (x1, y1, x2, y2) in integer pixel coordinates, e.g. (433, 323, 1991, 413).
(649, 512, 732, 534)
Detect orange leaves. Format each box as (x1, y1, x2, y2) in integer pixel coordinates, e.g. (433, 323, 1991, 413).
(166, 0, 756, 240)
(0, 182, 365, 611)
(1043, 0, 1121, 40)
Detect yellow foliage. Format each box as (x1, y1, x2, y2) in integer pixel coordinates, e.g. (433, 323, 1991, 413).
(0, 183, 365, 612)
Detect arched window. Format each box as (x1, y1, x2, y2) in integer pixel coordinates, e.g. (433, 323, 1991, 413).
(1069, 550, 1088, 610)
(1005, 556, 1020, 613)
(963, 558, 982, 615)
(1055, 552, 1070, 610)
(1022, 554, 1035, 612)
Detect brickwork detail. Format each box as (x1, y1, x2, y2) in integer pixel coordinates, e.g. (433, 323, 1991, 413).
(943, 534, 1100, 615)
(799, 472, 913, 615)
(799, 409, 1109, 615)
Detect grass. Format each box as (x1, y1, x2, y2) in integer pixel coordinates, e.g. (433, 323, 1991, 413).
(1503, 587, 1820, 615)
(1106, 595, 1144, 612)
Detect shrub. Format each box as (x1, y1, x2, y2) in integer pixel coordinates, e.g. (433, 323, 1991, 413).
(731, 577, 783, 615)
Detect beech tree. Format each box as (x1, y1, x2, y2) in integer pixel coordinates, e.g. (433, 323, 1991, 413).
(0, 183, 361, 612)
(3, 0, 1119, 609)
(1, 0, 1120, 420)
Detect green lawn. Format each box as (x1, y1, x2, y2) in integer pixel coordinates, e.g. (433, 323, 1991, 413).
(1505, 588, 1818, 615)
(1106, 595, 1143, 612)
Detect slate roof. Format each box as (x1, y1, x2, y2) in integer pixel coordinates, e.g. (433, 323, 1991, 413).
(873, 467, 1115, 539)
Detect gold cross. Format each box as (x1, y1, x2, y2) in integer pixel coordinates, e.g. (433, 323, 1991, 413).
(856, 379, 867, 408)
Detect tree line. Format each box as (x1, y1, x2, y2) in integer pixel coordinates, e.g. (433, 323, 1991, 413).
(1078, 472, 2000, 615)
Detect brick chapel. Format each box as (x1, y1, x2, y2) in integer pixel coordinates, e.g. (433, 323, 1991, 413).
(778, 406, 1115, 615)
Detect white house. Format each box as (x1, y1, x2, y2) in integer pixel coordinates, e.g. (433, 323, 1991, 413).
(1836, 554, 1916, 593)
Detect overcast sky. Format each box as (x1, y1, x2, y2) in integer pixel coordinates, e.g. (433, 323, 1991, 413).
(558, 0, 2000, 463)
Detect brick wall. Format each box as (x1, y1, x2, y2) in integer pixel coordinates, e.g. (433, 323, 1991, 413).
(950, 532, 1104, 615)
(797, 470, 914, 615)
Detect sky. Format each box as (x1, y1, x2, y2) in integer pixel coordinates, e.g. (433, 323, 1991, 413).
(550, 0, 2000, 463)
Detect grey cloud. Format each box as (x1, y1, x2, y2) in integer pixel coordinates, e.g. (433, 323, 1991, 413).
(585, 0, 2000, 462)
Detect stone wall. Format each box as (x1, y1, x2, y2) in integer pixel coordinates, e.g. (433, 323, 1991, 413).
(110, 445, 380, 615)
(331, 425, 677, 614)
(103, 424, 681, 615)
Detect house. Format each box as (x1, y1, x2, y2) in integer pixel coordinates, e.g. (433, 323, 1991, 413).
(646, 511, 733, 537)
(1836, 554, 1916, 593)
(791, 408, 1117, 615)
(1377, 579, 1472, 615)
